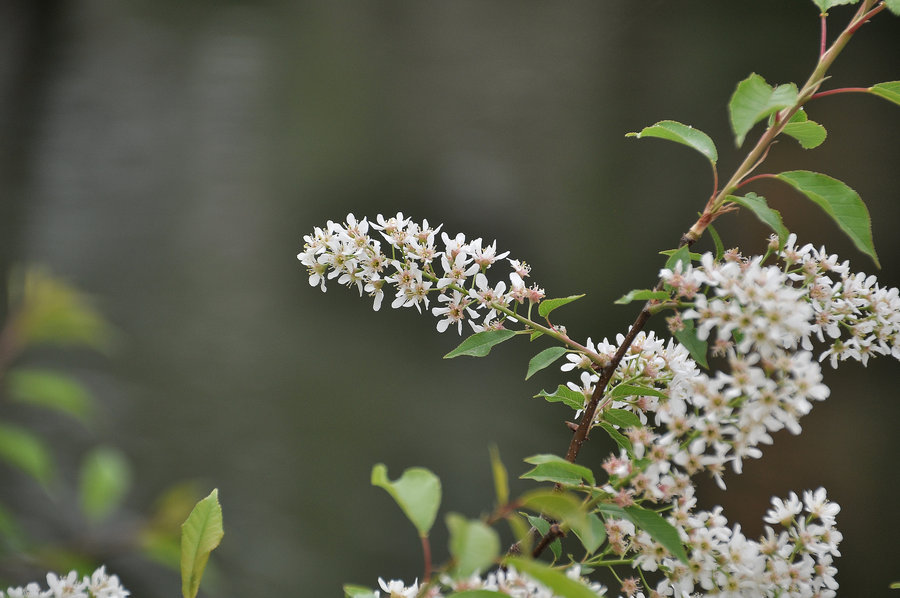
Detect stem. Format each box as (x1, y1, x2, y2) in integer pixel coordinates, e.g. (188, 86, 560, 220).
(736, 172, 778, 189)
(819, 14, 827, 59)
(420, 535, 432, 583)
(809, 86, 870, 100)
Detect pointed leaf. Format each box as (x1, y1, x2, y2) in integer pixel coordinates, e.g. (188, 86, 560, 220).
(729, 74, 799, 146)
(371, 464, 441, 537)
(489, 445, 509, 506)
(180, 489, 224, 598)
(775, 170, 878, 267)
(726, 192, 789, 245)
(623, 505, 689, 564)
(614, 289, 669, 305)
(598, 422, 632, 454)
(673, 319, 709, 369)
(504, 558, 600, 598)
(535, 385, 586, 411)
(5, 368, 93, 424)
(79, 446, 131, 523)
(708, 224, 725, 261)
(781, 110, 827, 149)
(522, 454, 595, 486)
(609, 384, 669, 401)
(571, 513, 606, 555)
(447, 513, 500, 578)
(526, 347, 568, 380)
(444, 329, 517, 359)
(663, 246, 694, 271)
(0, 424, 53, 489)
(602, 408, 642, 430)
(626, 120, 718, 164)
(521, 489, 601, 552)
(344, 585, 378, 598)
(811, 0, 859, 12)
(869, 81, 900, 106)
(538, 294, 586, 319)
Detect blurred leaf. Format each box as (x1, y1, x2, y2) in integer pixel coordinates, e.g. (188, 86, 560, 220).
(869, 81, 900, 106)
(79, 446, 131, 523)
(775, 170, 878, 267)
(673, 320, 709, 369)
(729, 74, 798, 146)
(0, 501, 26, 551)
(448, 592, 510, 597)
(571, 513, 606, 555)
(504, 558, 600, 598)
(0, 423, 53, 490)
(726, 192, 789, 246)
(444, 330, 516, 359)
(884, 0, 900, 15)
(811, 0, 859, 11)
(538, 295, 585, 319)
(525, 347, 568, 380)
(446, 513, 500, 578)
(614, 289, 669, 305)
(489, 445, 509, 506)
(5, 368, 94, 424)
(344, 585, 378, 598)
(609, 384, 668, 401)
(181, 489, 224, 598)
(522, 454, 595, 486)
(371, 464, 441, 537)
(520, 490, 601, 553)
(626, 120, 718, 164)
(534, 385, 585, 411)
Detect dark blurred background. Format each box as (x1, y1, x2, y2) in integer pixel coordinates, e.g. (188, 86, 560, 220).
(1, 1, 898, 596)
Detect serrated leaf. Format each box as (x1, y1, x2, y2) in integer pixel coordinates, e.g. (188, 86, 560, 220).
(811, 0, 860, 12)
(344, 585, 378, 598)
(726, 192, 789, 245)
(869, 81, 900, 106)
(5, 368, 94, 424)
(504, 558, 600, 598)
(371, 464, 441, 537)
(708, 224, 725, 261)
(79, 446, 131, 523)
(673, 319, 709, 369)
(598, 422, 633, 454)
(526, 347, 568, 380)
(489, 445, 509, 506)
(0, 424, 53, 489)
(626, 120, 718, 164)
(614, 289, 669, 305)
(538, 294, 586, 319)
(623, 506, 689, 564)
(662, 246, 694, 271)
(571, 513, 606, 555)
(602, 408, 642, 429)
(535, 385, 586, 411)
(180, 489, 224, 598)
(447, 513, 500, 578)
(521, 455, 595, 486)
(444, 329, 517, 359)
(609, 384, 669, 401)
(775, 170, 878, 267)
(729, 74, 799, 146)
(782, 110, 827, 149)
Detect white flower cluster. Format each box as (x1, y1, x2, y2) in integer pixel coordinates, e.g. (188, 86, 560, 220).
(1, 567, 129, 598)
(299, 213, 545, 333)
(374, 565, 606, 597)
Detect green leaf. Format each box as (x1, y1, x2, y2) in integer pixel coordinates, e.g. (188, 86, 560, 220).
(371, 464, 441, 537)
(602, 408, 642, 429)
(869, 81, 900, 106)
(521, 454, 595, 486)
(780, 109, 827, 149)
(673, 319, 709, 369)
(181, 489, 224, 598)
(444, 329, 517, 359)
(883, 0, 900, 16)
(708, 224, 725, 261)
(623, 506, 689, 564)
(775, 170, 878, 267)
(520, 490, 601, 553)
(663, 246, 694, 271)
(538, 294, 586, 319)
(448, 591, 511, 598)
(489, 445, 509, 506)
(79, 446, 131, 523)
(344, 585, 378, 598)
(598, 422, 633, 454)
(526, 347, 568, 380)
(529, 330, 544, 341)
(535, 385, 585, 411)
(571, 513, 606, 555)
(609, 384, 669, 401)
(726, 192, 789, 245)
(811, 0, 859, 12)
(729, 74, 799, 146)
(890, 581, 900, 590)
(626, 120, 718, 164)
(525, 514, 551, 536)
(6, 368, 93, 424)
(614, 289, 670, 305)
(447, 513, 500, 578)
(504, 558, 600, 598)
(0, 424, 53, 489)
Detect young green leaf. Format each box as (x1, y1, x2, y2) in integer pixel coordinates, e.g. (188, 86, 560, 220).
(444, 329, 517, 359)
(5, 368, 93, 424)
(623, 505, 689, 564)
(708, 224, 725, 261)
(614, 289, 669, 305)
(521, 454, 595, 486)
(0, 424, 53, 489)
(609, 384, 669, 400)
(504, 558, 600, 598)
(626, 120, 718, 165)
(525, 347, 568, 380)
(525, 514, 551, 537)
(883, 0, 900, 16)
(446, 513, 500, 578)
(538, 294, 586, 319)
(781, 110, 827, 149)
(598, 422, 633, 454)
(344, 585, 378, 598)
(775, 170, 878, 267)
(729, 74, 799, 146)
(726, 193, 789, 245)
(489, 445, 509, 506)
(869, 81, 900, 106)
(79, 446, 131, 523)
(662, 246, 694, 271)
(602, 408, 642, 430)
(371, 464, 441, 537)
(673, 319, 709, 369)
(181, 489, 224, 598)
(811, 0, 859, 13)
(535, 385, 586, 411)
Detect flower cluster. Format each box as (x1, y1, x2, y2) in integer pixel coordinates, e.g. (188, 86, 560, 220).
(1, 567, 129, 598)
(298, 213, 545, 334)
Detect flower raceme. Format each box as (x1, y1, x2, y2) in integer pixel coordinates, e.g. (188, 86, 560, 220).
(1, 566, 130, 598)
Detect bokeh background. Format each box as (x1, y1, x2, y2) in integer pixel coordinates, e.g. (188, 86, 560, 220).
(1, 1, 899, 596)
